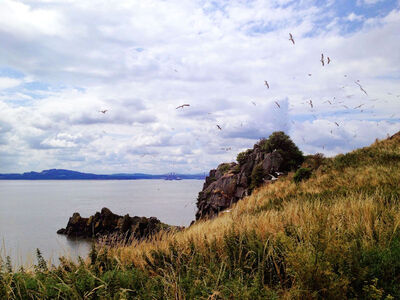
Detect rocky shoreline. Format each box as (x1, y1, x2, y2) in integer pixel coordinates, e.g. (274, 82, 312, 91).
(58, 132, 304, 238)
(57, 207, 172, 240)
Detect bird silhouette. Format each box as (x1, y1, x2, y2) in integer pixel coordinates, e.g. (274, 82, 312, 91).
(176, 104, 190, 109)
(324, 100, 332, 105)
(289, 33, 295, 44)
(320, 54, 325, 66)
(327, 57, 331, 64)
(308, 73, 312, 76)
(264, 81, 269, 88)
(251, 101, 257, 106)
(216, 125, 222, 130)
(99, 110, 108, 114)
(355, 81, 368, 95)
(307, 100, 313, 108)
(334, 122, 339, 127)
(354, 104, 364, 109)
(274, 101, 280, 108)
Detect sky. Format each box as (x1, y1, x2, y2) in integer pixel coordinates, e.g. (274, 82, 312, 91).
(0, 0, 399, 174)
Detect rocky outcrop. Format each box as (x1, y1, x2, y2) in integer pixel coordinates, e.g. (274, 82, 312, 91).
(195, 141, 285, 220)
(57, 207, 169, 240)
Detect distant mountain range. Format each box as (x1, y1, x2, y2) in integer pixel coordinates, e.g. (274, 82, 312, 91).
(0, 169, 206, 180)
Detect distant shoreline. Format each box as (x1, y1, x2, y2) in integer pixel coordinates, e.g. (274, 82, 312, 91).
(0, 169, 206, 180)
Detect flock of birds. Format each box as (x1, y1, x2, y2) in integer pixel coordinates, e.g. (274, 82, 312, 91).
(97, 32, 397, 156)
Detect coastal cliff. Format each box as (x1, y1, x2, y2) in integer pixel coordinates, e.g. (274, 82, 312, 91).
(195, 131, 304, 220)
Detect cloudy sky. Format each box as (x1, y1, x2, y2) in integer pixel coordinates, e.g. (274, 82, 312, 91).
(0, 0, 399, 174)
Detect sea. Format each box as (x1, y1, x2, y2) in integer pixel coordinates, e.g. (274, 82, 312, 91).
(0, 180, 203, 267)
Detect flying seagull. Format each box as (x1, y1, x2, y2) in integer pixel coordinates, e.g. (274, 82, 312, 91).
(216, 125, 222, 130)
(327, 57, 331, 64)
(324, 100, 332, 105)
(274, 101, 280, 108)
(176, 104, 190, 109)
(334, 122, 339, 127)
(99, 110, 108, 114)
(355, 81, 368, 95)
(251, 101, 257, 106)
(307, 99, 313, 108)
(308, 73, 312, 76)
(264, 81, 269, 88)
(320, 54, 325, 66)
(289, 33, 295, 44)
(354, 104, 364, 109)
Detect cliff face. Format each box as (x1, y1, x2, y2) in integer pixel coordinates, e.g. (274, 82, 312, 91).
(195, 142, 284, 220)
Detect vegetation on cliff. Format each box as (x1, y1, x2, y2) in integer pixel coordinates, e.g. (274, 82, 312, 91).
(1, 132, 400, 299)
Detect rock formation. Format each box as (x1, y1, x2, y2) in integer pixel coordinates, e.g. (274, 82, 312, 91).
(195, 133, 302, 220)
(57, 207, 169, 240)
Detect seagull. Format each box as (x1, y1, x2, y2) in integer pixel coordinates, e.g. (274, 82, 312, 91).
(307, 99, 313, 108)
(327, 57, 331, 64)
(269, 174, 278, 181)
(355, 81, 368, 95)
(251, 101, 257, 106)
(176, 104, 190, 109)
(324, 100, 332, 105)
(289, 33, 295, 44)
(264, 81, 269, 88)
(216, 125, 222, 130)
(308, 74, 312, 76)
(354, 104, 364, 109)
(274, 101, 280, 108)
(320, 53, 325, 66)
(334, 122, 339, 127)
(99, 110, 108, 114)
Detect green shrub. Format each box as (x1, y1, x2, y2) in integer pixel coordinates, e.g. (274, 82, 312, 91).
(237, 149, 252, 165)
(217, 163, 231, 175)
(293, 168, 312, 183)
(250, 164, 265, 190)
(261, 131, 304, 171)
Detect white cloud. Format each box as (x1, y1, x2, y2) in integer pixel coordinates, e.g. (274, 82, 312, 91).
(347, 12, 365, 22)
(0, 77, 21, 90)
(0, 0, 399, 173)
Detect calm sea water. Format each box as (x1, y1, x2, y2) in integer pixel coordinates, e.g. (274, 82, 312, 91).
(0, 180, 202, 266)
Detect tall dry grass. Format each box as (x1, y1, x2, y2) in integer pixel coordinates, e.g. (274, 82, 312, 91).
(2, 134, 400, 299)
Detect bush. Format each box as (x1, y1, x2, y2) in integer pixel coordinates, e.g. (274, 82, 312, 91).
(293, 168, 312, 183)
(261, 131, 304, 171)
(237, 149, 252, 166)
(217, 163, 231, 175)
(250, 164, 265, 190)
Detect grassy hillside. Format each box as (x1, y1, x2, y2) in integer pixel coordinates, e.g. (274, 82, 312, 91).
(2, 133, 400, 299)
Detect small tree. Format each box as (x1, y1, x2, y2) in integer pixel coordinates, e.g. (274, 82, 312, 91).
(261, 131, 304, 171)
(250, 164, 265, 191)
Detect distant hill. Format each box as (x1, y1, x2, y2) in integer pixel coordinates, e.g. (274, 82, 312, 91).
(0, 169, 205, 180)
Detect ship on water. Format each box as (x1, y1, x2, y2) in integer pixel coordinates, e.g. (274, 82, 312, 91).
(164, 172, 182, 180)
